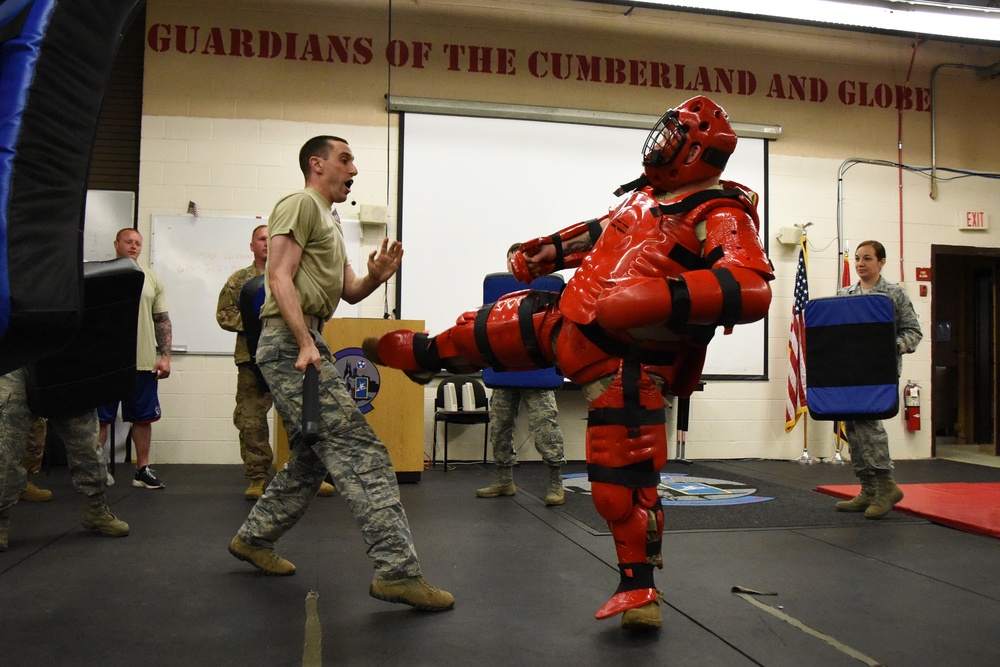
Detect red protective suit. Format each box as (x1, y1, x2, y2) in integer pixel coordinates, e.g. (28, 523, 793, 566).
(369, 181, 774, 626)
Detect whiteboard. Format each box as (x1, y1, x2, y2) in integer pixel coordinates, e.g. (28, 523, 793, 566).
(399, 113, 769, 379)
(151, 214, 362, 354)
(84, 190, 134, 261)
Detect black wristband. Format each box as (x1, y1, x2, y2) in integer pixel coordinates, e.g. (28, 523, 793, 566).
(551, 232, 564, 270)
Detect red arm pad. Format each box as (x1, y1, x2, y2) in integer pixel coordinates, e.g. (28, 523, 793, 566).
(510, 217, 605, 282)
(594, 277, 674, 331)
(594, 267, 771, 331)
(683, 266, 772, 326)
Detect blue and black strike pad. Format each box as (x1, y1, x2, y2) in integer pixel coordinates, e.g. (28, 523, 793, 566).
(481, 272, 565, 390)
(804, 293, 899, 421)
(0, 0, 144, 375)
(238, 274, 269, 391)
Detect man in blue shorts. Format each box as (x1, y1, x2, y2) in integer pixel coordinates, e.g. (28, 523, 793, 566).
(98, 229, 172, 490)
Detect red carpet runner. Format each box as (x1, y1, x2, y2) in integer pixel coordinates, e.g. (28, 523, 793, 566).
(816, 482, 1000, 539)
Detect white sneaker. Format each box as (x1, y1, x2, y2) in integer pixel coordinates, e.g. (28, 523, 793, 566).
(106, 472, 115, 487)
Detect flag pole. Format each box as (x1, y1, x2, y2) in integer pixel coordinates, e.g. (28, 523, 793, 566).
(797, 415, 817, 464)
(830, 427, 848, 464)
(826, 241, 851, 465)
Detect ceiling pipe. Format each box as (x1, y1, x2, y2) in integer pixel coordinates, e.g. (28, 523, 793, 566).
(929, 60, 1000, 199)
(838, 157, 907, 288)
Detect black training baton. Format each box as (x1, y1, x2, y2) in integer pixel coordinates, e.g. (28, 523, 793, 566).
(302, 365, 320, 445)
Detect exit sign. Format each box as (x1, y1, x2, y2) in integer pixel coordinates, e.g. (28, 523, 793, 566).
(960, 210, 988, 230)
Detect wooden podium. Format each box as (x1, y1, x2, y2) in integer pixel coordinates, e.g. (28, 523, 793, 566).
(275, 318, 426, 482)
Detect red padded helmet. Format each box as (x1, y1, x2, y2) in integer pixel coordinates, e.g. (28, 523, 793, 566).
(641, 96, 737, 191)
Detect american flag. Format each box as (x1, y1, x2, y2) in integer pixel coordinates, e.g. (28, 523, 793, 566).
(785, 234, 809, 433)
(187, 200, 199, 217)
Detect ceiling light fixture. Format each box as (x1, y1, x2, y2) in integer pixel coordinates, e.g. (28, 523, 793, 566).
(593, 0, 1000, 44)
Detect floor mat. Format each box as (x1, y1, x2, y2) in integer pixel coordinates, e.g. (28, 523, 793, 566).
(816, 482, 1000, 538)
(511, 461, 922, 535)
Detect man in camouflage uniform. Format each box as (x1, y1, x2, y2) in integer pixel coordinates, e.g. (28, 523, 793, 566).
(227, 135, 453, 612)
(477, 244, 566, 505)
(835, 240, 922, 519)
(0, 369, 128, 551)
(18, 415, 52, 502)
(217, 225, 335, 501)
(216, 224, 276, 500)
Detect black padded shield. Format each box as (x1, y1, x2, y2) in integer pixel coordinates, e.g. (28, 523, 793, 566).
(26, 257, 144, 417)
(0, 0, 145, 376)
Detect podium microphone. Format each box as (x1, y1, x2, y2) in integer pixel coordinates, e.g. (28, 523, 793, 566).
(302, 365, 321, 445)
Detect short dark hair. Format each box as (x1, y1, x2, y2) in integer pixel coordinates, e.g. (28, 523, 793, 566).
(507, 242, 522, 256)
(298, 135, 349, 177)
(857, 239, 886, 261)
(115, 227, 140, 242)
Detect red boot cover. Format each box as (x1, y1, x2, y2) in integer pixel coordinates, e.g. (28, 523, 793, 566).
(595, 561, 659, 619)
(373, 330, 436, 371)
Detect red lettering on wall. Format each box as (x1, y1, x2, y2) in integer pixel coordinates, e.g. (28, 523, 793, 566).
(176, 25, 199, 54)
(767, 74, 827, 102)
(387, 40, 433, 68)
(468, 45, 491, 73)
(201, 27, 226, 56)
(442, 44, 465, 71)
(284, 32, 299, 61)
(914, 87, 931, 112)
(529, 51, 548, 78)
(354, 38, 373, 65)
(259, 31, 281, 58)
(838, 80, 928, 112)
(440, 44, 517, 74)
(497, 48, 516, 75)
(299, 33, 323, 62)
(230, 29, 254, 57)
(629, 59, 647, 87)
(649, 61, 672, 89)
(713, 68, 757, 96)
(141, 23, 929, 113)
(575, 54, 599, 82)
(147, 23, 170, 52)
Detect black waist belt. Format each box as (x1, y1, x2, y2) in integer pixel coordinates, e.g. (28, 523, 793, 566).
(576, 323, 676, 366)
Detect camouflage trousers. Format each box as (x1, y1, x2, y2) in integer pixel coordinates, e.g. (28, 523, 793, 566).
(22, 415, 46, 473)
(844, 419, 894, 477)
(233, 364, 273, 480)
(488, 387, 565, 468)
(238, 326, 421, 579)
(0, 369, 107, 516)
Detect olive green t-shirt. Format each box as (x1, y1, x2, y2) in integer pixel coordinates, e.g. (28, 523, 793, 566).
(260, 187, 348, 320)
(137, 265, 168, 370)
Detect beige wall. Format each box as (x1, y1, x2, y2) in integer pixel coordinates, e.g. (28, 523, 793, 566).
(139, 0, 1000, 465)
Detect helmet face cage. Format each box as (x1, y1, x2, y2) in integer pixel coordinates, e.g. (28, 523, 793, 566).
(642, 109, 687, 169)
(640, 96, 737, 191)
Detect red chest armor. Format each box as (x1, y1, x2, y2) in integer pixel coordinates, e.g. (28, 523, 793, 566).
(560, 187, 703, 326)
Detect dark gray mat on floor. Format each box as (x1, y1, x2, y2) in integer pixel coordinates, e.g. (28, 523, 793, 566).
(5, 462, 1000, 667)
(508, 460, 931, 535)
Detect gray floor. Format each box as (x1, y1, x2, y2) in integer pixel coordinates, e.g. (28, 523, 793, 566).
(1, 458, 998, 667)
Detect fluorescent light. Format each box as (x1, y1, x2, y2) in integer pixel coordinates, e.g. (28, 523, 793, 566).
(388, 96, 783, 139)
(618, 0, 1000, 43)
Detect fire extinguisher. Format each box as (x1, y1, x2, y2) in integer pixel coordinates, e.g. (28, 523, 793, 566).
(904, 380, 921, 431)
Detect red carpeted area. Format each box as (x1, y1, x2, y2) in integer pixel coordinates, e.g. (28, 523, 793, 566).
(816, 483, 1000, 539)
